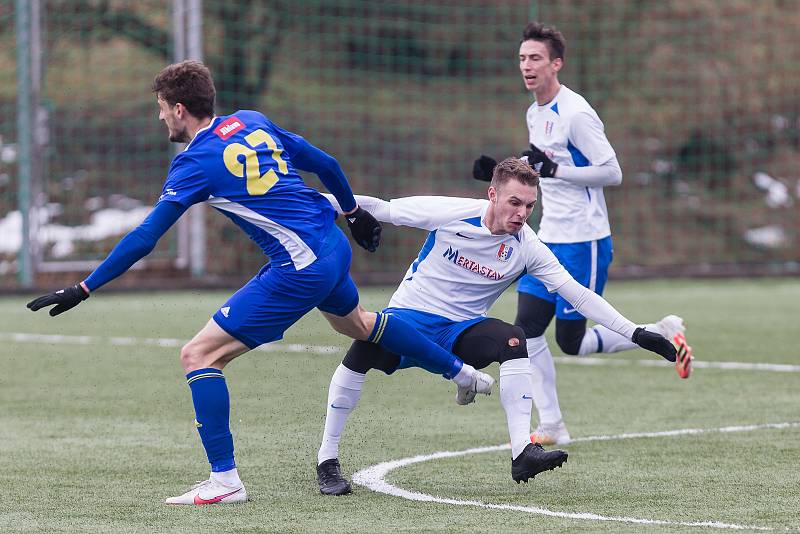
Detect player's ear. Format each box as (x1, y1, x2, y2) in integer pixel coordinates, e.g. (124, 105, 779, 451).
(552, 57, 563, 73)
(488, 186, 497, 203)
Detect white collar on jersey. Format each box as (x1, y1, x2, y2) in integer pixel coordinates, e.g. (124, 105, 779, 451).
(184, 116, 219, 151)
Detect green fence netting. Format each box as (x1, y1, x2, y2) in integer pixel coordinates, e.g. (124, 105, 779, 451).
(2, 0, 799, 289)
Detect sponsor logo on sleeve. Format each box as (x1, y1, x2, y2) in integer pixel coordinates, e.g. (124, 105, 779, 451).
(213, 116, 246, 140)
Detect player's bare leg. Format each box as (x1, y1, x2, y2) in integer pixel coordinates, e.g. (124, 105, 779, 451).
(180, 319, 251, 372)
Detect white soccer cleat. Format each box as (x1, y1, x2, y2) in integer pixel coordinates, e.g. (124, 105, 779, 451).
(165, 478, 247, 505)
(456, 370, 495, 405)
(654, 315, 694, 379)
(531, 420, 572, 445)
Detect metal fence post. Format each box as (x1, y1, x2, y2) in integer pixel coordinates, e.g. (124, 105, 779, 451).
(172, 0, 206, 277)
(187, 0, 205, 278)
(14, 0, 32, 286)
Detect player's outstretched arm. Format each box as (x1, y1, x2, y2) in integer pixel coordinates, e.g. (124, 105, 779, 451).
(323, 194, 391, 221)
(556, 278, 677, 362)
(325, 193, 484, 233)
(26, 201, 186, 317)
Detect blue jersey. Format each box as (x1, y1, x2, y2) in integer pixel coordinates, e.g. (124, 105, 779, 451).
(160, 110, 339, 270)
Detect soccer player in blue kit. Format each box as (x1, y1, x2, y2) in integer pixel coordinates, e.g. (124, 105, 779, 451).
(473, 23, 693, 446)
(26, 60, 493, 505)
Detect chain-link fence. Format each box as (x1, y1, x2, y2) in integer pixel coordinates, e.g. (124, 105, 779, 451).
(2, 0, 799, 290)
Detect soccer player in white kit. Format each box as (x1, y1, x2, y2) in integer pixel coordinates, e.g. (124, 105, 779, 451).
(472, 22, 693, 446)
(315, 158, 679, 495)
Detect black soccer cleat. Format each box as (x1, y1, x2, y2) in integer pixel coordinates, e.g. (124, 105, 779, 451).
(316, 458, 352, 496)
(511, 443, 568, 483)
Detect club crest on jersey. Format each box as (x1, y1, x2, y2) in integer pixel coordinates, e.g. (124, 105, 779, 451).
(545, 121, 554, 137)
(214, 116, 246, 140)
(497, 243, 514, 262)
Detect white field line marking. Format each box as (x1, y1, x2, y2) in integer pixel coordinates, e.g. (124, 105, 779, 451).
(2, 332, 798, 373)
(0, 332, 340, 355)
(353, 422, 800, 531)
(554, 355, 800, 373)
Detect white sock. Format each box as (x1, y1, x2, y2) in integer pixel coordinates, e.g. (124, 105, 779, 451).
(527, 336, 563, 426)
(317, 364, 365, 465)
(452, 362, 478, 388)
(578, 323, 656, 355)
(210, 467, 242, 487)
(499, 358, 534, 459)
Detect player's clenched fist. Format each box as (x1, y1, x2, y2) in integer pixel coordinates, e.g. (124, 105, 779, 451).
(345, 206, 382, 252)
(27, 283, 90, 317)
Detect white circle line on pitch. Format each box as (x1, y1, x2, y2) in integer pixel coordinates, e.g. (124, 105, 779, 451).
(352, 422, 800, 531)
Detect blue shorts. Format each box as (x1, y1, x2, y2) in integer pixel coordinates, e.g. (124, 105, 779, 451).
(212, 226, 359, 349)
(517, 236, 613, 321)
(381, 307, 487, 373)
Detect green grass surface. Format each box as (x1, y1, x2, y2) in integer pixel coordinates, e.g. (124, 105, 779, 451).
(1, 279, 798, 532)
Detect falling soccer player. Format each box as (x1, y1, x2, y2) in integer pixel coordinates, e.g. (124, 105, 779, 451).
(316, 157, 679, 495)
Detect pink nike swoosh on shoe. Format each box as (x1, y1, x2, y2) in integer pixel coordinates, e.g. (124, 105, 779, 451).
(193, 487, 243, 505)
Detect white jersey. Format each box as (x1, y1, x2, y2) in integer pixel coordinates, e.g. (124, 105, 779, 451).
(322, 193, 638, 339)
(374, 196, 571, 321)
(527, 85, 616, 243)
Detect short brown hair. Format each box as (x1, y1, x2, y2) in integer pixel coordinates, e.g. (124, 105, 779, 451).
(152, 60, 216, 119)
(521, 22, 566, 61)
(491, 157, 539, 189)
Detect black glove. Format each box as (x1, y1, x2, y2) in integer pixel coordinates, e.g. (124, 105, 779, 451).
(27, 283, 90, 317)
(521, 144, 559, 177)
(346, 206, 382, 252)
(632, 327, 677, 362)
(472, 155, 497, 182)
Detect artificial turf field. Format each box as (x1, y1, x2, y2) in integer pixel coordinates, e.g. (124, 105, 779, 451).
(1, 279, 798, 533)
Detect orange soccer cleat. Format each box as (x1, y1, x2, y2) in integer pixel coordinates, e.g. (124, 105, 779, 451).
(673, 331, 694, 379)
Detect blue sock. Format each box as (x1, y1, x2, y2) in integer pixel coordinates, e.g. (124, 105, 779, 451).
(186, 368, 236, 473)
(368, 312, 463, 378)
